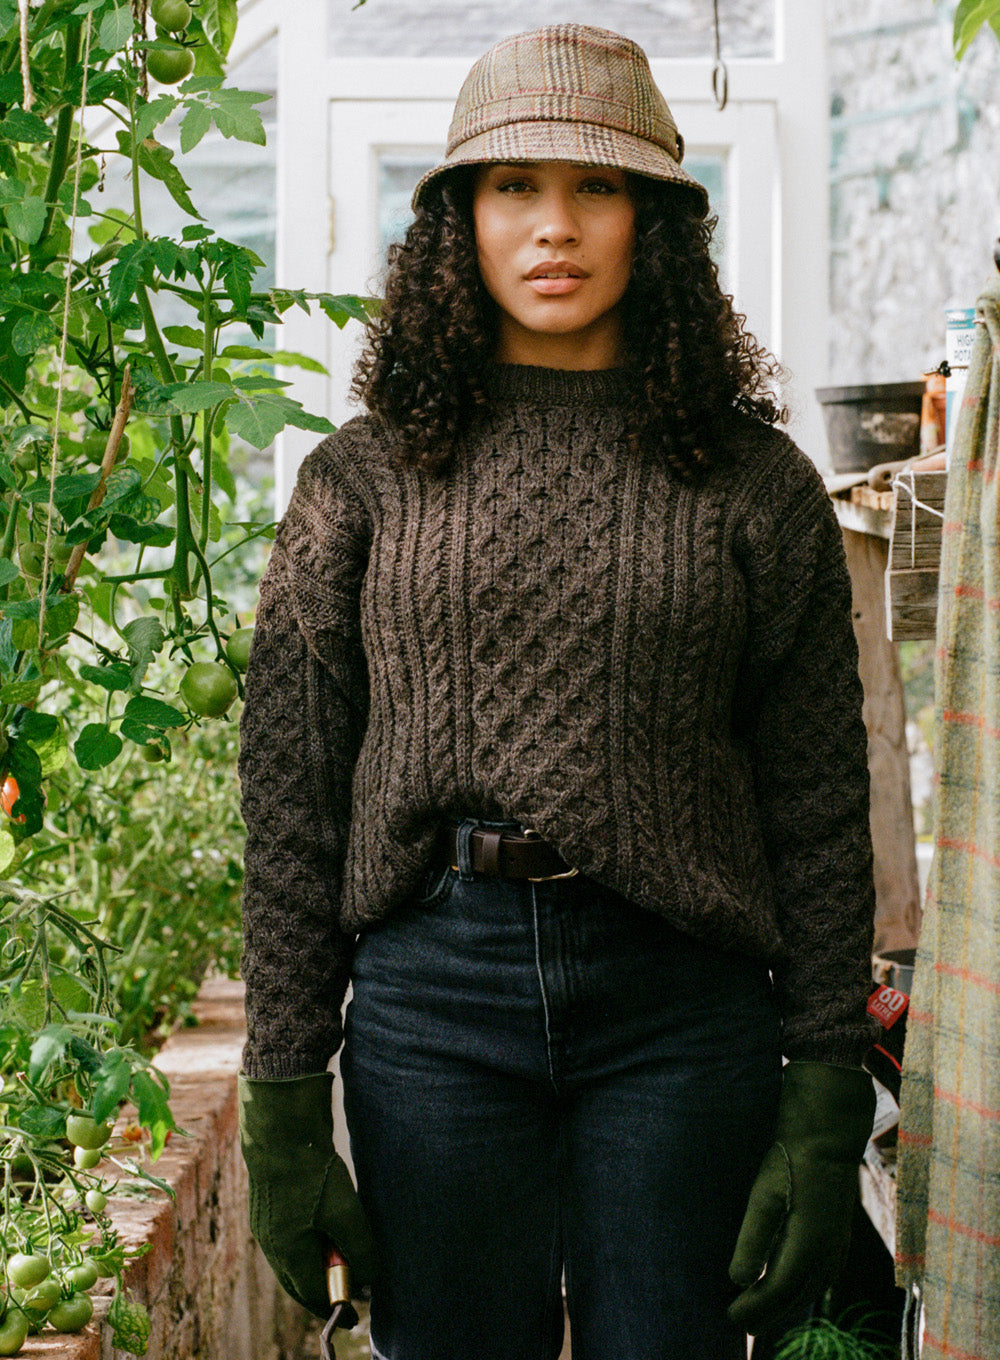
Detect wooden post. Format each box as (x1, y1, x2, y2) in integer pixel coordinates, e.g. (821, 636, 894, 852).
(841, 526, 922, 954)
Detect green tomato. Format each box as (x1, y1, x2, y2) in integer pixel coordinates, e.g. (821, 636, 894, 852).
(0, 1310, 28, 1356)
(73, 1144, 102, 1170)
(146, 44, 195, 84)
(16, 1276, 61, 1319)
(225, 627, 254, 672)
(62, 1260, 99, 1293)
(47, 1293, 94, 1333)
(84, 1188, 108, 1215)
(150, 0, 192, 30)
(179, 662, 238, 718)
(17, 542, 44, 579)
(65, 1112, 113, 1150)
(5, 1254, 50, 1289)
(83, 431, 130, 466)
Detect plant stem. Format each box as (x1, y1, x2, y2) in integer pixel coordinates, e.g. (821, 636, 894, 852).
(198, 277, 217, 551)
(126, 90, 194, 602)
(36, 23, 82, 249)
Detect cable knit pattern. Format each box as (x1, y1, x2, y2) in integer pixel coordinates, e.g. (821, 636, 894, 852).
(239, 365, 876, 1078)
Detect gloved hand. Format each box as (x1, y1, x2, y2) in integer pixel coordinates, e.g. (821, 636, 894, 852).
(238, 1072, 376, 1317)
(728, 1060, 876, 1336)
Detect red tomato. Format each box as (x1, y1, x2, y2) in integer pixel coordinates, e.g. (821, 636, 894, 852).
(1, 775, 25, 824)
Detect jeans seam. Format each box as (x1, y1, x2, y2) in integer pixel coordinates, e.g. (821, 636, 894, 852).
(531, 881, 559, 1093)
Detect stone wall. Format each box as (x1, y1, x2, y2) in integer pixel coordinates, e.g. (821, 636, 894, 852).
(827, 1, 1000, 384)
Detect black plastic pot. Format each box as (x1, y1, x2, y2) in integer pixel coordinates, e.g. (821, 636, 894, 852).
(815, 381, 925, 473)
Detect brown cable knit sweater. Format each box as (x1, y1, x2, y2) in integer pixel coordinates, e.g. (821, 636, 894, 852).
(239, 365, 876, 1079)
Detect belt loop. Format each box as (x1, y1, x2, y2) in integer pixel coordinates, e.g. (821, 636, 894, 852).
(455, 817, 478, 881)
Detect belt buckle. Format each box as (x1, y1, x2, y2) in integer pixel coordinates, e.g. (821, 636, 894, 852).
(521, 825, 579, 882)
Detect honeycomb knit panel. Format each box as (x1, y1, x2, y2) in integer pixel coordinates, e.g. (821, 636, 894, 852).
(238, 365, 877, 1079)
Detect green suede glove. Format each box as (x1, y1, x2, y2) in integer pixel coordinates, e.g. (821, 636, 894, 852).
(728, 1061, 876, 1336)
(238, 1072, 376, 1317)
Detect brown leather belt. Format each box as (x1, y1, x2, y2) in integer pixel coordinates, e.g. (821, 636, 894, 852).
(442, 823, 578, 882)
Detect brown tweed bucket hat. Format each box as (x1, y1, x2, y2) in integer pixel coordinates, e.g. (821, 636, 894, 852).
(413, 23, 708, 212)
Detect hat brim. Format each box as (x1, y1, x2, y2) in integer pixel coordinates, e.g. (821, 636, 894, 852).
(412, 120, 709, 213)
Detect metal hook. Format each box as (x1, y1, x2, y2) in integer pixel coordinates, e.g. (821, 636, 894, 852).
(712, 0, 729, 111)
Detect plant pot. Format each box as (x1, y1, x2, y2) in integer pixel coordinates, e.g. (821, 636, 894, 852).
(815, 382, 925, 473)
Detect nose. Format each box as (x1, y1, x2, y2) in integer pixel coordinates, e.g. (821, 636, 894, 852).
(534, 189, 580, 247)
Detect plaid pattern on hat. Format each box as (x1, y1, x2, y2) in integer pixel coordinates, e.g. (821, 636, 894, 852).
(413, 24, 708, 211)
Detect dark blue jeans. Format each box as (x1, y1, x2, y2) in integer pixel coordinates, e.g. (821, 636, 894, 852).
(341, 828, 782, 1360)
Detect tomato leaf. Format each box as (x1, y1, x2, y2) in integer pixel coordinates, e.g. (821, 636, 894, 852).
(97, 2, 133, 52)
(17, 1103, 66, 1139)
(5, 195, 47, 244)
(0, 825, 16, 874)
(79, 661, 132, 693)
(134, 95, 180, 143)
(221, 345, 328, 374)
(0, 677, 42, 704)
(179, 100, 212, 154)
(122, 617, 166, 688)
(156, 378, 233, 413)
(92, 1053, 132, 1125)
(0, 109, 51, 145)
(162, 324, 205, 348)
(21, 471, 103, 504)
(29, 1023, 73, 1083)
(123, 696, 187, 729)
(75, 722, 124, 771)
(198, 0, 238, 56)
(130, 1068, 178, 1160)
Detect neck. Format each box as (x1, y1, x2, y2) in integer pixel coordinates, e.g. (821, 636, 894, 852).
(495, 314, 625, 371)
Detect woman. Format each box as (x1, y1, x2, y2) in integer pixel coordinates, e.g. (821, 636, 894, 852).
(237, 24, 877, 1360)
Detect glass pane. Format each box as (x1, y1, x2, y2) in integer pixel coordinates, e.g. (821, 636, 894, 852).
(685, 153, 727, 282)
(377, 151, 443, 264)
(330, 0, 774, 60)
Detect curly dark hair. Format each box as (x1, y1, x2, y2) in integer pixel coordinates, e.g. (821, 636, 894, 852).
(351, 169, 786, 479)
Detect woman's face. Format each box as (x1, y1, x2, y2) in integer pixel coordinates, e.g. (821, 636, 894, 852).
(472, 161, 636, 370)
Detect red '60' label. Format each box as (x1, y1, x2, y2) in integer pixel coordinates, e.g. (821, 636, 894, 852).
(868, 985, 909, 1029)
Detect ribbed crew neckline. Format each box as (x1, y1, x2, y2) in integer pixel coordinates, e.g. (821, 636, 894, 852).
(486, 363, 631, 407)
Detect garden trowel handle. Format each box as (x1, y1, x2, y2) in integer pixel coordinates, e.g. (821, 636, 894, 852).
(318, 1245, 359, 1360)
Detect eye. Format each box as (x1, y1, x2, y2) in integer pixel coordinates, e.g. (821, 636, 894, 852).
(495, 177, 534, 194)
(579, 177, 623, 196)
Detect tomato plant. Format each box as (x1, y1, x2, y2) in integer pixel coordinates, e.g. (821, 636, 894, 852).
(0, 4, 375, 1353)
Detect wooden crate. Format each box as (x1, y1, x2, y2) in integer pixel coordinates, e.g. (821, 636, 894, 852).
(885, 469, 947, 641)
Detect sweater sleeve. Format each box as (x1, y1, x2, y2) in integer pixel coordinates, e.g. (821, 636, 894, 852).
(737, 443, 877, 1066)
(238, 442, 370, 1079)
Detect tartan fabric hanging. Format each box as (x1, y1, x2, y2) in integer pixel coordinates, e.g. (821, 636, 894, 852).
(896, 275, 1000, 1359)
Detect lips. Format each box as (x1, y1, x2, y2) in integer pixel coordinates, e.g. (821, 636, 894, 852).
(525, 262, 587, 296)
(526, 262, 585, 280)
